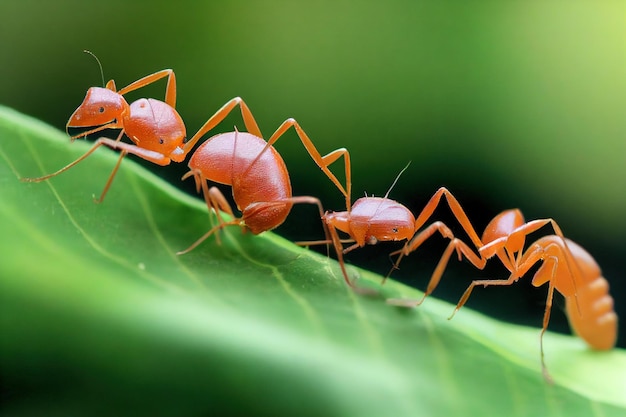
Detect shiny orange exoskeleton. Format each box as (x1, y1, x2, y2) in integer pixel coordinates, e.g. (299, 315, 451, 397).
(388, 208, 618, 381)
(307, 163, 489, 288)
(21, 56, 351, 247)
(21, 56, 282, 204)
(176, 108, 351, 253)
(22, 66, 188, 202)
(562, 239, 617, 351)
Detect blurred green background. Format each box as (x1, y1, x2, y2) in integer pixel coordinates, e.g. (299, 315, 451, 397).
(1, 0, 624, 346)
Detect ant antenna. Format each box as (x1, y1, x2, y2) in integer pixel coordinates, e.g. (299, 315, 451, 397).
(83, 50, 105, 87)
(383, 161, 411, 199)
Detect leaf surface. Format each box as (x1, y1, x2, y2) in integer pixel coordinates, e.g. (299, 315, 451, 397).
(0, 105, 624, 417)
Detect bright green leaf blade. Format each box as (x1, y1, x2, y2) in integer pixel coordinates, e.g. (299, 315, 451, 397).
(0, 105, 624, 417)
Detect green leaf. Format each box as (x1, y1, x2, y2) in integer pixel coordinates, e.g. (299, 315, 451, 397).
(1, 105, 624, 417)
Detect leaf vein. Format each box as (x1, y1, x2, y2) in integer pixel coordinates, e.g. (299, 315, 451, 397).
(19, 133, 182, 293)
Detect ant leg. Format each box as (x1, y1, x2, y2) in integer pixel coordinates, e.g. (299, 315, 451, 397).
(94, 150, 126, 203)
(117, 69, 178, 108)
(497, 218, 560, 261)
(448, 274, 519, 320)
(208, 186, 239, 238)
(537, 253, 559, 384)
(449, 244, 546, 319)
(342, 242, 362, 254)
(181, 169, 202, 194)
(509, 241, 561, 382)
(295, 238, 355, 246)
(386, 221, 455, 278)
(506, 219, 562, 245)
(203, 182, 238, 245)
(285, 196, 330, 245)
(325, 223, 354, 287)
(265, 200, 375, 292)
(478, 237, 512, 259)
(31, 134, 170, 182)
(177, 185, 240, 255)
(22, 139, 115, 183)
(22, 133, 171, 202)
(505, 219, 581, 299)
(176, 220, 241, 255)
(541, 279, 557, 384)
(525, 241, 574, 383)
(203, 184, 238, 244)
(183, 97, 263, 154)
(387, 238, 486, 307)
(247, 118, 352, 210)
(242, 196, 331, 246)
(302, 222, 374, 292)
(413, 187, 484, 250)
(100, 138, 171, 165)
(256, 199, 352, 287)
(476, 236, 518, 272)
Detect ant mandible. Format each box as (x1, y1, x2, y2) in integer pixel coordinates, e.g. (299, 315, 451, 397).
(175, 107, 351, 254)
(21, 52, 272, 204)
(388, 208, 617, 382)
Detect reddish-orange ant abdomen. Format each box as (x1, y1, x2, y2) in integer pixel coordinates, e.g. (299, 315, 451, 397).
(388, 206, 617, 381)
(562, 239, 617, 350)
(177, 107, 352, 254)
(24, 56, 278, 204)
(186, 131, 292, 235)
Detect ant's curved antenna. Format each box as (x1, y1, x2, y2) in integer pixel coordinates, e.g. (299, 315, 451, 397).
(83, 50, 105, 87)
(384, 161, 411, 199)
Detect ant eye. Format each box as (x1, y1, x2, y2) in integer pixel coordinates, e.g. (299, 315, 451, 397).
(159, 138, 164, 145)
(392, 227, 398, 233)
(99, 106, 105, 113)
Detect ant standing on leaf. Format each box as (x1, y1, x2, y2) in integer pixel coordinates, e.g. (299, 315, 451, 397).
(387, 207, 618, 382)
(21, 53, 615, 383)
(175, 111, 352, 254)
(22, 51, 189, 202)
(21, 51, 352, 255)
(22, 51, 329, 208)
(297, 163, 500, 290)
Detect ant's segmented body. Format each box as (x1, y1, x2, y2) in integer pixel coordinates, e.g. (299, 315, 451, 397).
(388, 208, 618, 381)
(176, 110, 351, 253)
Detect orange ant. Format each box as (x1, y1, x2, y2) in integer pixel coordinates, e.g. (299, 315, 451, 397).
(298, 161, 493, 289)
(21, 52, 294, 205)
(175, 109, 351, 254)
(22, 51, 188, 202)
(387, 208, 617, 381)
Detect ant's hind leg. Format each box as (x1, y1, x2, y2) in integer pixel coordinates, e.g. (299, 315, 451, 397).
(387, 238, 485, 307)
(183, 98, 263, 155)
(118, 69, 178, 108)
(251, 119, 352, 209)
(177, 185, 241, 254)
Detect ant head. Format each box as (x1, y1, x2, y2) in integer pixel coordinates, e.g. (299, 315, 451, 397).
(66, 87, 127, 130)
